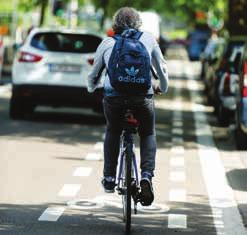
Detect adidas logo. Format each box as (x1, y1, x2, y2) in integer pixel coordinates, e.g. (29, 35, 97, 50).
(125, 66, 139, 77)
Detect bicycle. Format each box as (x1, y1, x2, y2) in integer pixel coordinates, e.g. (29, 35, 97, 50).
(116, 109, 142, 234)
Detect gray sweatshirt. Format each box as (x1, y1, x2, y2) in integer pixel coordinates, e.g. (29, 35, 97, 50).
(87, 31, 169, 96)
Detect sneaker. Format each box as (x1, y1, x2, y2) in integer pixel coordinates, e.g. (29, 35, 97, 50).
(140, 173, 154, 206)
(101, 176, 116, 193)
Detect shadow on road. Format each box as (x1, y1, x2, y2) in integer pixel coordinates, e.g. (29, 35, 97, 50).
(30, 111, 106, 125)
(0, 75, 240, 151)
(0, 196, 220, 235)
(227, 169, 247, 192)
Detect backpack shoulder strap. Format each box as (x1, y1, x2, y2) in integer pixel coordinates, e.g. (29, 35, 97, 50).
(132, 31, 143, 40)
(112, 34, 121, 41)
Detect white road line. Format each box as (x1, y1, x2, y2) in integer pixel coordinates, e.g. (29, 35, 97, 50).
(172, 137, 183, 144)
(189, 79, 247, 235)
(170, 171, 185, 182)
(173, 111, 182, 119)
(172, 128, 183, 135)
(172, 118, 182, 123)
(0, 84, 11, 94)
(94, 142, 103, 151)
(170, 157, 185, 167)
(169, 189, 186, 202)
(85, 153, 102, 161)
(168, 214, 187, 229)
(58, 184, 81, 197)
(173, 121, 183, 128)
(91, 131, 101, 137)
(38, 207, 65, 222)
(156, 130, 169, 137)
(171, 146, 185, 155)
(174, 101, 183, 109)
(101, 133, 105, 140)
(73, 167, 92, 177)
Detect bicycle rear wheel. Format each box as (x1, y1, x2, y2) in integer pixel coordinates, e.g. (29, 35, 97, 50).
(122, 145, 132, 234)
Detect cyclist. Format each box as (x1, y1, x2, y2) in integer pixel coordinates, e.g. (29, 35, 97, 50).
(87, 7, 168, 206)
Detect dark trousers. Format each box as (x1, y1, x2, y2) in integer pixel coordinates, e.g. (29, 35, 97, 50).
(103, 96, 156, 178)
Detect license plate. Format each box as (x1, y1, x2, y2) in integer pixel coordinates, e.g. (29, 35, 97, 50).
(49, 64, 81, 73)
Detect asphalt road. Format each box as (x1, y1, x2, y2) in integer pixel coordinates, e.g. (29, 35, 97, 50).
(0, 60, 247, 235)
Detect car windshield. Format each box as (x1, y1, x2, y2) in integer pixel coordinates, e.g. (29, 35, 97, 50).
(30, 32, 102, 53)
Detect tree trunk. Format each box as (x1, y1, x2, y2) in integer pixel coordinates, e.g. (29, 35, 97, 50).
(99, 0, 109, 30)
(39, 0, 48, 26)
(228, 0, 247, 35)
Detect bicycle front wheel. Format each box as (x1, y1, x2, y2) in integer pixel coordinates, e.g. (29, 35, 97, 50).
(122, 145, 133, 234)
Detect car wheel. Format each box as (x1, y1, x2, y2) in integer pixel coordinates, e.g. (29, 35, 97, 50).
(217, 104, 230, 127)
(235, 127, 247, 150)
(93, 105, 104, 114)
(9, 97, 23, 119)
(9, 97, 34, 120)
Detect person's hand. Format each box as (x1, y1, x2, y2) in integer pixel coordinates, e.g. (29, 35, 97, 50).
(153, 85, 162, 95)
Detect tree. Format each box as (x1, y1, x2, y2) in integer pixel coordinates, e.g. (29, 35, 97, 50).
(91, 0, 226, 29)
(18, 0, 48, 26)
(91, 0, 154, 29)
(39, 0, 48, 26)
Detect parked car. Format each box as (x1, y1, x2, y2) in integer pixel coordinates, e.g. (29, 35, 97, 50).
(233, 37, 247, 149)
(213, 38, 245, 126)
(201, 37, 226, 104)
(216, 44, 244, 126)
(10, 28, 103, 119)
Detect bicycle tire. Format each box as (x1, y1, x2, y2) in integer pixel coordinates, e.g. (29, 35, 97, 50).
(122, 145, 132, 234)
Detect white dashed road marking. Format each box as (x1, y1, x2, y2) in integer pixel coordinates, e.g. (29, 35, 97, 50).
(38, 207, 65, 222)
(168, 214, 187, 229)
(0, 84, 11, 94)
(172, 137, 183, 144)
(173, 111, 182, 120)
(172, 128, 183, 135)
(173, 121, 183, 128)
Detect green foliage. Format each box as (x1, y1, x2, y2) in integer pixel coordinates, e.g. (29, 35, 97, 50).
(91, 0, 227, 25)
(0, 2, 13, 12)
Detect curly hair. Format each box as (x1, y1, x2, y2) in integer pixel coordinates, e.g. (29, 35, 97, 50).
(112, 7, 142, 34)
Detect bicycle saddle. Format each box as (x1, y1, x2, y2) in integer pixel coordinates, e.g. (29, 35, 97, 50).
(124, 110, 139, 127)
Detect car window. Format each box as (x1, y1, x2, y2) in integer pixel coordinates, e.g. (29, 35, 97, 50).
(30, 32, 102, 53)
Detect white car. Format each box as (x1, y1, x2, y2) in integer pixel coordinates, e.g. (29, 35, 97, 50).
(10, 28, 103, 119)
